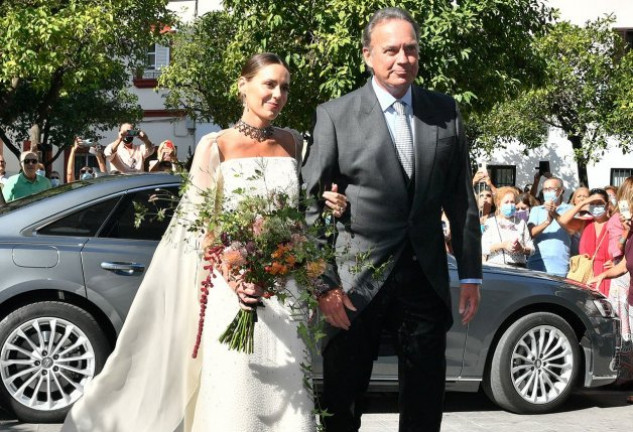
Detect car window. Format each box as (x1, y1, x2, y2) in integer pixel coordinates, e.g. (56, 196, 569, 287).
(38, 197, 120, 237)
(99, 186, 179, 241)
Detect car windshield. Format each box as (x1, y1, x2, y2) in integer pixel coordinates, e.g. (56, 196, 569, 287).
(0, 175, 121, 215)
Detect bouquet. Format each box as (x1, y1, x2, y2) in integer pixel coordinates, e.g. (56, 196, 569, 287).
(192, 189, 331, 357)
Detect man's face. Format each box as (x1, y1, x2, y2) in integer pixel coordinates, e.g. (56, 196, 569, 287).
(363, 18, 419, 99)
(20, 153, 38, 179)
(543, 179, 563, 203)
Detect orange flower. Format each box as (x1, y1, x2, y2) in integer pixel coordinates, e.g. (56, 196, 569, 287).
(306, 259, 326, 278)
(285, 255, 297, 266)
(222, 250, 246, 268)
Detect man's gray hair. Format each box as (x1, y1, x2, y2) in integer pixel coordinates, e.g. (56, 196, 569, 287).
(362, 7, 420, 49)
(546, 176, 565, 190)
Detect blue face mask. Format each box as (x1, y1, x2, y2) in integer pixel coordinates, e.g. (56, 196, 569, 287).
(501, 203, 516, 218)
(515, 209, 529, 222)
(589, 204, 606, 218)
(36, 169, 45, 177)
(543, 191, 557, 203)
(81, 172, 94, 181)
(50, 178, 60, 187)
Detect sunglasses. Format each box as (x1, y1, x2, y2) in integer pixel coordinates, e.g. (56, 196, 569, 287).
(80, 168, 93, 174)
(23, 159, 38, 164)
(51, 176, 60, 180)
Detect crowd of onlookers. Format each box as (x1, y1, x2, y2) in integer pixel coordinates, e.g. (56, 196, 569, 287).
(0, 122, 181, 203)
(468, 166, 633, 382)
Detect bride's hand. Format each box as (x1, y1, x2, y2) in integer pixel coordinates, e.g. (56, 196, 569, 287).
(235, 281, 264, 311)
(323, 183, 347, 218)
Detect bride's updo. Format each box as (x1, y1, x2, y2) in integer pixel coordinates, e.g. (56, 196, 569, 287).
(240, 52, 289, 81)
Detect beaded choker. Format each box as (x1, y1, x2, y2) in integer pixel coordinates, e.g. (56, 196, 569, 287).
(235, 119, 274, 142)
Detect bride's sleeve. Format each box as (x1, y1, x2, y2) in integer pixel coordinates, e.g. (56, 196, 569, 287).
(188, 132, 223, 196)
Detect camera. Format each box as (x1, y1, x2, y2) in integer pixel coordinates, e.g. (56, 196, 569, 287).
(126, 129, 140, 137)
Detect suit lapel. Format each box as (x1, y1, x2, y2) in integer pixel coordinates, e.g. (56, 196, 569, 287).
(359, 82, 408, 195)
(411, 86, 437, 210)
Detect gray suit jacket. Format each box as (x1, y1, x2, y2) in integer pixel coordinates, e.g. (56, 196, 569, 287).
(302, 80, 482, 329)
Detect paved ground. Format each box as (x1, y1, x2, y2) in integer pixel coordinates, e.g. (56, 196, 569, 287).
(1, 387, 632, 431)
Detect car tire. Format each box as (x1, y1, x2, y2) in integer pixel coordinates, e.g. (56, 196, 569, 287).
(0, 301, 109, 423)
(483, 312, 580, 414)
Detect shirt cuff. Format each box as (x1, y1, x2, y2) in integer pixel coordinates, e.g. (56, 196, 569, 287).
(460, 278, 482, 285)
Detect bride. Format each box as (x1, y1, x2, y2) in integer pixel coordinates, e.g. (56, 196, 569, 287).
(61, 53, 347, 432)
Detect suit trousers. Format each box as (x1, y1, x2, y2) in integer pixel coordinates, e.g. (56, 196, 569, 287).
(321, 246, 450, 432)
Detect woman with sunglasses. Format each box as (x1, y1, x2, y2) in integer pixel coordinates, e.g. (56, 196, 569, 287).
(1, 151, 51, 202)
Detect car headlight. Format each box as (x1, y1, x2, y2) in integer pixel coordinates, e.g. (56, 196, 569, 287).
(593, 298, 617, 318)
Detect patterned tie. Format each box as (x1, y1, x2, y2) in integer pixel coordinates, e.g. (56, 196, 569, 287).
(392, 100, 414, 178)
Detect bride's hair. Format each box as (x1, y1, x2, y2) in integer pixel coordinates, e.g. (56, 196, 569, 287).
(240, 52, 289, 82)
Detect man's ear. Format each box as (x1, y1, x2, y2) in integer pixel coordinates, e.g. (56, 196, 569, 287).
(362, 47, 373, 71)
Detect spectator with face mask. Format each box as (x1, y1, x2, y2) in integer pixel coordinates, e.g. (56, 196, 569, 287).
(605, 185, 618, 216)
(66, 138, 107, 183)
(2, 151, 51, 202)
(527, 177, 579, 276)
(104, 123, 154, 173)
(49, 171, 61, 187)
(516, 193, 537, 223)
(558, 188, 613, 294)
(481, 186, 534, 267)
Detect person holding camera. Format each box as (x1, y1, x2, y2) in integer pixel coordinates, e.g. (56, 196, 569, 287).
(66, 138, 107, 183)
(104, 123, 155, 173)
(148, 139, 179, 173)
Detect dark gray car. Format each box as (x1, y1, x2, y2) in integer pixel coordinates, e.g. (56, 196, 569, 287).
(0, 174, 621, 422)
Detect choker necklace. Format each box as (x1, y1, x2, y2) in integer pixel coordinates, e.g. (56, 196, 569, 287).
(235, 119, 274, 142)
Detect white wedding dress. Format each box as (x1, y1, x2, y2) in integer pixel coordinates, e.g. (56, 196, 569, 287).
(61, 131, 314, 432)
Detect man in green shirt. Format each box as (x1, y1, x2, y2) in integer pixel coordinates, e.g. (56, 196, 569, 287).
(2, 151, 51, 202)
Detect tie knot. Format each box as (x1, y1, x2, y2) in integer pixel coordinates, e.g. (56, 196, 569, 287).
(393, 100, 407, 115)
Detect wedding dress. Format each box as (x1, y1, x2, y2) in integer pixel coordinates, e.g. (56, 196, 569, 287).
(61, 130, 314, 432)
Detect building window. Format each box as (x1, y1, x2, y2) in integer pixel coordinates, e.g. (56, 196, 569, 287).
(139, 43, 169, 80)
(146, 44, 156, 70)
(616, 28, 633, 50)
(488, 165, 516, 187)
(611, 168, 633, 187)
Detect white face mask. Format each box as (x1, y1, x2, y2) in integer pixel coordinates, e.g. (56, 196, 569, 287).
(36, 169, 45, 177)
(50, 178, 60, 187)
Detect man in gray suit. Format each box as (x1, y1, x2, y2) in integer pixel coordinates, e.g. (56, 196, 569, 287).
(302, 7, 482, 432)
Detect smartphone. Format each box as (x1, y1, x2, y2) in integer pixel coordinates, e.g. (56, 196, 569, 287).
(478, 161, 487, 173)
(537, 160, 550, 175)
(126, 129, 140, 137)
(619, 200, 631, 220)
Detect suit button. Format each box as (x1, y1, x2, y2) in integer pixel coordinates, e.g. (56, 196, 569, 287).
(412, 255, 418, 261)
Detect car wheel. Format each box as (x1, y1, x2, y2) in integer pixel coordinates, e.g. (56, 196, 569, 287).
(0, 301, 109, 423)
(484, 312, 580, 414)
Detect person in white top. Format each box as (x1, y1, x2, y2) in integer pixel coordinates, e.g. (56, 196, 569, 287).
(104, 123, 155, 173)
(482, 186, 535, 267)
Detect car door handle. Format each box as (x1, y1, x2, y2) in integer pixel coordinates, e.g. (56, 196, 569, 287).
(100, 262, 146, 276)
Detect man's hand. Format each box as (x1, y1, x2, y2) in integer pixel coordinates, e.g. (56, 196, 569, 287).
(459, 283, 480, 325)
(318, 288, 357, 330)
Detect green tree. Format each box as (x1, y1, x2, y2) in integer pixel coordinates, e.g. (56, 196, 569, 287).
(0, 0, 173, 165)
(474, 17, 633, 186)
(160, 0, 553, 132)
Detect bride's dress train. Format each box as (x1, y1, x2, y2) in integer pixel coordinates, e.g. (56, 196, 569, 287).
(61, 131, 314, 431)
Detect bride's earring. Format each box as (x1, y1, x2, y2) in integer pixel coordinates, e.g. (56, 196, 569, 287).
(241, 93, 249, 112)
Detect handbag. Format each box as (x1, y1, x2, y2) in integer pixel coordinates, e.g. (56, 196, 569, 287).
(566, 227, 607, 283)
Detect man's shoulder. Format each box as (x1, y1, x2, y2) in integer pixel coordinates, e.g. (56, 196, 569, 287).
(318, 86, 365, 112)
(412, 85, 457, 111)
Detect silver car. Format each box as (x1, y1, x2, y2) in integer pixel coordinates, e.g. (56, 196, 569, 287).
(0, 174, 621, 422)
